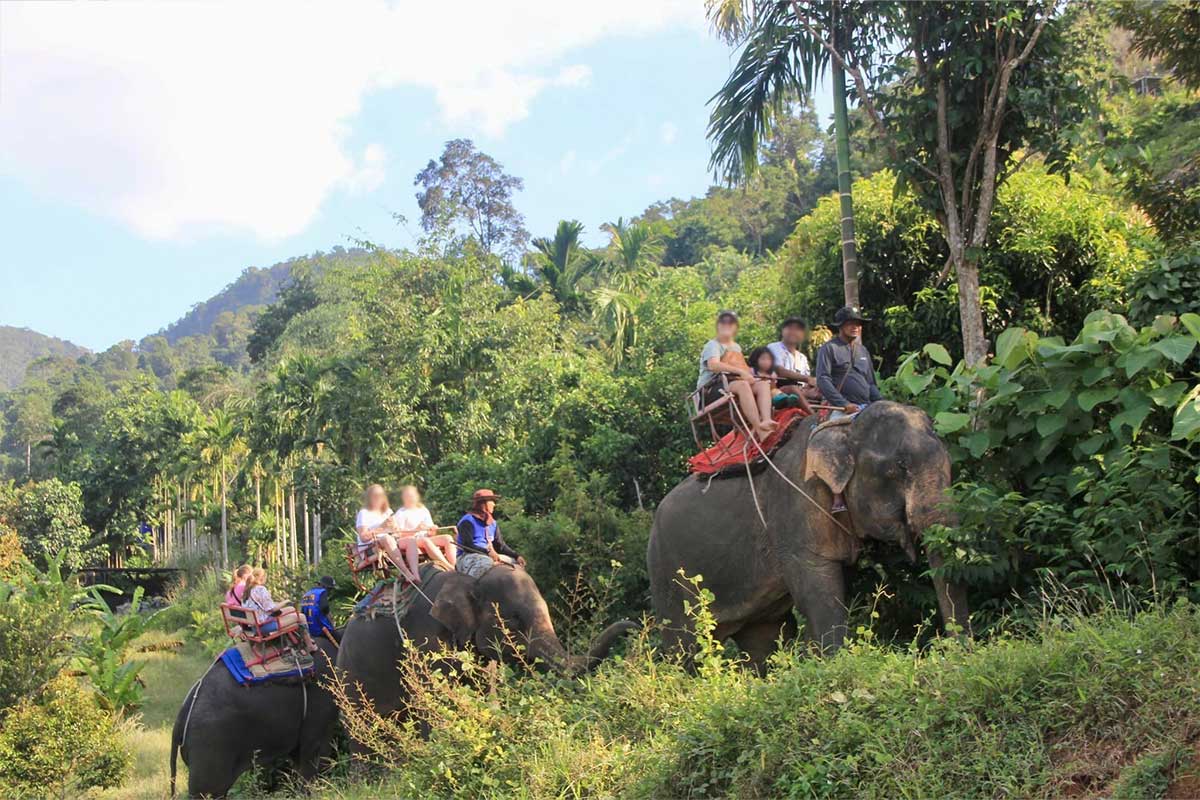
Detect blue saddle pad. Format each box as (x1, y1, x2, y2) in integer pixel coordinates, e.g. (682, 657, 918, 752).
(219, 644, 313, 686)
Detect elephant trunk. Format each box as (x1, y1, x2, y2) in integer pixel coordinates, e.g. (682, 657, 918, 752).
(908, 478, 971, 637)
(529, 620, 640, 676)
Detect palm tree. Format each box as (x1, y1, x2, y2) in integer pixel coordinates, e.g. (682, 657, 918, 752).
(706, 0, 859, 307)
(194, 409, 247, 569)
(601, 218, 662, 290)
(591, 286, 641, 369)
(530, 220, 596, 314)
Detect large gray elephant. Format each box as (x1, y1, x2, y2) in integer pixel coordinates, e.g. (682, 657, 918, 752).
(337, 564, 637, 721)
(169, 633, 340, 798)
(647, 401, 969, 669)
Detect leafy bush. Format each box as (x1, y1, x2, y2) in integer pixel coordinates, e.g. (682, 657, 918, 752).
(0, 675, 130, 799)
(10, 479, 94, 571)
(882, 311, 1200, 624)
(73, 586, 161, 714)
(0, 556, 82, 713)
(1128, 242, 1200, 326)
(328, 587, 1200, 799)
(777, 168, 1152, 370)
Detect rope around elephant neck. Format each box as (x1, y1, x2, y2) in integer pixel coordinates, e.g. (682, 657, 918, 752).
(180, 665, 211, 750)
(291, 649, 307, 722)
(729, 401, 856, 540)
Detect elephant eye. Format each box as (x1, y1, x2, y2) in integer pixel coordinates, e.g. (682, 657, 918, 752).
(895, 458, 909, 473)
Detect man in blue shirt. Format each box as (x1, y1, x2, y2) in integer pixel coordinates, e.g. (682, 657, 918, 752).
(456, 489, 524, 578)
(815, 305, 882, 417)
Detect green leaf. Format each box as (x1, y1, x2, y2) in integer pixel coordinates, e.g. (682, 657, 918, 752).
(901, 373, 935, 395)
(963, 431, 990, 458)
(994, 327, 1030, 369)
(1109, 404, 1152, 438)
(934, 411, 972, 434)
(1149, 382, 1189, 407)
(1036, 413, 1067, 437)
(1044, 388, 1071, 410)
(1180, 312, 1200, 341)
(1172, 387, 1200, 441)
(1122, 347, 1161, 378)
(1077, 387, 1118, 412)
(1151, 335, 1197, 364)
(1076, 434, 1109, 456)
(923, 343, 953, 366)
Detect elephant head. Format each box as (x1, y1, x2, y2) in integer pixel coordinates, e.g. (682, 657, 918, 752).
(430, 566, 638, 674)
(805, 401, 970, 632)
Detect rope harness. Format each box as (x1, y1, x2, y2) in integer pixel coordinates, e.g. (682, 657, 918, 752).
(727, 399, 858, 540)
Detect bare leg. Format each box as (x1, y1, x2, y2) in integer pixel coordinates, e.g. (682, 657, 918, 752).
(727, 381, 762, 433)
(417, 536, 453, 568)
(376, 534, 421, 583)
(430, 534, 457, 567)
(753, 381, 776, 433)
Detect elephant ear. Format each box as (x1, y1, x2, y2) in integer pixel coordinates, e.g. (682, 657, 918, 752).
(431, 575, 480, 648)
(805, 425, 855, 494)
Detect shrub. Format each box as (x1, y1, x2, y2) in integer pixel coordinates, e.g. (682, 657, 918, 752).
(73, 586, 161, 714)
(11, 479, 94, 571)
(0, 556, 81, 713)
(0, 675, 130, 798)
(881, 311, 1200, 628)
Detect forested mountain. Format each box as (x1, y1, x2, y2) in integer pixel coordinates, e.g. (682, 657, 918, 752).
(151, 247, 373, 345)
(0, 326, 87, 390)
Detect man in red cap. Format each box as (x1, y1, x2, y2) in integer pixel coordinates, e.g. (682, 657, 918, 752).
(455, 489, 525, 578)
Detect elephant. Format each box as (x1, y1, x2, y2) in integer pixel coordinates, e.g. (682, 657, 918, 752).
(647, 401, 970, 670)
(169, 632, 340, 798)
(336, 564, 637, 722)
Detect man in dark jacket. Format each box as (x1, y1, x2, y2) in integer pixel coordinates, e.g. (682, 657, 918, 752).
(815, 305, 882, 417)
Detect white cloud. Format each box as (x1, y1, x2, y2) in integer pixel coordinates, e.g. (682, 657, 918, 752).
(660, 122, 678, 145)
(346, 144, 387, 194)
(0, 0, 702, 241)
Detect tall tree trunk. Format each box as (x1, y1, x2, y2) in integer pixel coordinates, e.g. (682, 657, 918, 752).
(303, 493, 311, 566)
(220, 464, 229, 569)
(831, 1, 859, 309)
(254, 472, 261, 518)
(313, 475, 322, 565)
(25, 441, 31, 477)
(289, 488, 298, 568)
(954, 255, 989, 365)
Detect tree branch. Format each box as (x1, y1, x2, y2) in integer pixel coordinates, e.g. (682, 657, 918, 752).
(788, 0, 895, 159)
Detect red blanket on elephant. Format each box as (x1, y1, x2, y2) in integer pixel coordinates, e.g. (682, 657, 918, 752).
(688, 406, 810, 476)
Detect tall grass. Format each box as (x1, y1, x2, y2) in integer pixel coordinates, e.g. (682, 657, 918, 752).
(318, 582, 1200, 799)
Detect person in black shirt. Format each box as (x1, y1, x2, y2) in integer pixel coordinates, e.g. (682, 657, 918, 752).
(815, 305, 882, 416)
(814, 306, 883, 513)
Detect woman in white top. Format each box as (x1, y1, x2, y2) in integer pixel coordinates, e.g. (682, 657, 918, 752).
(242, 567, 285, 629)
(390, 485, 456, 569)
(355, 483, 422, 584)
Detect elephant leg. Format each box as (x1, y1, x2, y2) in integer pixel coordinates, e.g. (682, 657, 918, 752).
(731, 616, 797, 675)
(789, 556, 848, 654)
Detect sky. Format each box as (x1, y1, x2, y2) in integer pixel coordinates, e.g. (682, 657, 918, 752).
(0, 1, 832, 351)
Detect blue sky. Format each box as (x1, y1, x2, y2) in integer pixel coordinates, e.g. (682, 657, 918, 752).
(0, 2, 831, 351)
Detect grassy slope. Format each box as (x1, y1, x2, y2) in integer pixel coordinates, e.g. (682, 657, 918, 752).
(313, 605, 1200, 800)
(98, 631, 211, 800)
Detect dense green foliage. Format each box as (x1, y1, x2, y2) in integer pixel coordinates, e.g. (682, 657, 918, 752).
(0, 674, 130, 798)
(4, 4, 1200, 797)
(326, 590, 1200, 799)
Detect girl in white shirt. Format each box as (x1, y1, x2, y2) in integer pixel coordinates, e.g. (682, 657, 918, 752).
(391, 485, 456, 569)
(355, 483, 422, 584)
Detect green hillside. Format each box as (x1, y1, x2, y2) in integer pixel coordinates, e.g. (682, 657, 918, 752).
(0, 326, 88, 391)
(152, 246, 372, 345)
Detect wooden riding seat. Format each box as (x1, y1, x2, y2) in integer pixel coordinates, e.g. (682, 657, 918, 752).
(220, 602, 306, 669)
